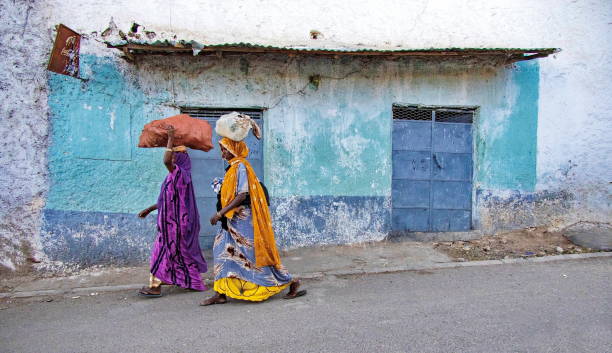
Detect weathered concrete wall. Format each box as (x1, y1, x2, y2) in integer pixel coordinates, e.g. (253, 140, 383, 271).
(43, 51, 159, 269)
(2, 0, 610, 270)
(43, 51, 542, 261)
(0, 0, 51, 272)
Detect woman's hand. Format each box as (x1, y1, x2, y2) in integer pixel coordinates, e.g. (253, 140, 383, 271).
(138, 204, 157, 218)
(138, 208, 151, 218)
(210, 212, 222, 225)
(164, 125, 176, 172)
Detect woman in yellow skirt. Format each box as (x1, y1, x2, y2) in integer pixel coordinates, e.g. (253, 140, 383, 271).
(200, 138, 306, 305)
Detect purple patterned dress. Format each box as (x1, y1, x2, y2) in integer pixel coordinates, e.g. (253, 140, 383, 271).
(149, 152, 208, 290)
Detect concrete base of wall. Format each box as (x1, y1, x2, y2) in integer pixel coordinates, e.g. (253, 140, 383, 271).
(270, 196, 391, 248)
(475, 189, 574, 233)
(41, 209, 156, 268)
(389, 230, 485, 242)
(39, 190, 589, 269)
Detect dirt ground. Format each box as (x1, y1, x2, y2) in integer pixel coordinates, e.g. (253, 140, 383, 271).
(434, 226, 600, 261)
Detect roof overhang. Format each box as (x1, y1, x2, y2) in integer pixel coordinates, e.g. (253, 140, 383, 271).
(107, 41, 559, 64)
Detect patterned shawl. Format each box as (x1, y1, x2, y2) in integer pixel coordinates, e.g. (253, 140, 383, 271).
(219, 137, 281, 268)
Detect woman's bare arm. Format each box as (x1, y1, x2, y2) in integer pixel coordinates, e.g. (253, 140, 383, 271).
(210, 193, 247, 225)
(163, 126, 175, 172)
(138, 204, 158, 218)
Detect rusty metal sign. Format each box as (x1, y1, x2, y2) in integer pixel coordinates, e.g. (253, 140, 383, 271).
(47, 24, 81, 77)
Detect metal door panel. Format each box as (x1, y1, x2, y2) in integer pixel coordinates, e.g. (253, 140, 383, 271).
(190, 121, 221, 160)
(188, 115, 263, 248)
(392, 121, 431, 151)
(432, 123, 472, 153)
(252, 163, 264, 183)
(392, 208, 429, 232)
(392, 107, 473, 232)
(431, 153, 472, 181)
(244, 133, 262, 157)
(392, 150, 431, 179)
(392, 180, 430, 208)
(431, 210, 471, 231)
(191, 159, 225, 197)
(431, 181, 472, 210)
(197, 197, 218, 247)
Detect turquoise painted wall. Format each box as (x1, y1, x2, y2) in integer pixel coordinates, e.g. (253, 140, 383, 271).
(47, 54, 168, 213)
(475, 60, 539, 191)
(47, 55, 540, 206)
(266, 103, 392, 197)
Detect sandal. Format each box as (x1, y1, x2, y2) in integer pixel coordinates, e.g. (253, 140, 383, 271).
(283, 290, 307, 299)
(283, 279, 307, 299)
(138, 286, 162, 298)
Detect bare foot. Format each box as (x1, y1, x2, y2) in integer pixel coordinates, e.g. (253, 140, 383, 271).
(200, 293, 227, 306)
(283, 279, 307, 299)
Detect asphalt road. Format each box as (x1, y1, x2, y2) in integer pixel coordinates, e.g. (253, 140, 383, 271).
(1, 258, 610, 353)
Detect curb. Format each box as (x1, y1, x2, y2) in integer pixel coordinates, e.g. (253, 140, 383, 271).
(1, 252, 610, 299)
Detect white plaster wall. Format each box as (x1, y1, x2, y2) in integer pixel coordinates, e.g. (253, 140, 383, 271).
(43, 0, 610, 50)
(0, 0, 52, 272)
(535, 3, 612, 224)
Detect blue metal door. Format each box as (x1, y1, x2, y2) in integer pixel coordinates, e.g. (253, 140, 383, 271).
(392, 106, 473, 232)
(181, 108, 263, 248)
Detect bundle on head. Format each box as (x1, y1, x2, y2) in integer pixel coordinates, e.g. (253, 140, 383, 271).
(138, 114, 214, 151)
(215, 112, 261, 141)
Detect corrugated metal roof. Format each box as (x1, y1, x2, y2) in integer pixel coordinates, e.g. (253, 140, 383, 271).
(110, 42, 558, 62)
(101, 21, 559, 62)
(105, 34, 558, 62)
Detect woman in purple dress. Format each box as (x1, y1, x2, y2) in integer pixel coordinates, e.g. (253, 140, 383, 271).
(138, 126, 208, 297)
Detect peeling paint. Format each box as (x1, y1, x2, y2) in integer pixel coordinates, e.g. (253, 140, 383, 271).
(3, 0, 611, 272)
(475, 189, 574, 233)
(41, 52, 568, 266)
(41, 209, 155, 268)
(271, 196, 390, 248)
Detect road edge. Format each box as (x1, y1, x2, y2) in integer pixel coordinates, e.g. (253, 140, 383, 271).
(2, 252, 610, 299)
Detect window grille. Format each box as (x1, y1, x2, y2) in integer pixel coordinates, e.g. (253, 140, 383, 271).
(435, 110, 473, 123)
(393, 104, 474, 123)
(180, 107, 263, 120)
(392, 105, 433, 121)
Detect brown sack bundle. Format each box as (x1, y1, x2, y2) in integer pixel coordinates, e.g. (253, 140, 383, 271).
(138, 114, 214, 151)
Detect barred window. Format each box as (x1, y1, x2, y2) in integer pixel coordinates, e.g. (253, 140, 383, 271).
(393, 104, 475, 123)
(180, 107, 263, 119)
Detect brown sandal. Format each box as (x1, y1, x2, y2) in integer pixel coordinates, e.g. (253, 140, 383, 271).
(283, 279, 307, 299)
(138, 286, 162, 298)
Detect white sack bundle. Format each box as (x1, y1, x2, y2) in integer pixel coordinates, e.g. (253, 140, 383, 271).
(215, 111, 262, 141)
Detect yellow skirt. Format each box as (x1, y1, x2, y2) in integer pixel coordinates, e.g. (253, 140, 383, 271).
(214, 278, 290, 302)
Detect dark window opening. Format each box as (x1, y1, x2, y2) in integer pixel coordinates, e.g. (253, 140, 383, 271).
(392, 105, 433, 121)
(180, 107, 263, 120)
(393, 104, 475, 124)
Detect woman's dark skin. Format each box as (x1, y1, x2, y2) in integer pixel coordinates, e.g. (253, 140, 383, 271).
(138, 125, 177, 219)
(137, 125, 177, 296)
(162, 126, 177, 172)
(210, 145, 248, 225)
(200, 144, 303, 306)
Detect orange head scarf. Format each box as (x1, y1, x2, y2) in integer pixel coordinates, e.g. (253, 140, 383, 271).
(219, 137, 281, 268)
